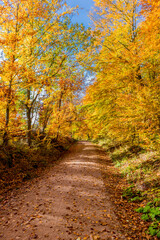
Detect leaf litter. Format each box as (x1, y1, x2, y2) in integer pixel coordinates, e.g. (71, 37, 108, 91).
(0, 141, 155, 239)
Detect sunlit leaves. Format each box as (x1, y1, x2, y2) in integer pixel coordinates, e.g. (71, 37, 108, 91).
(81, 0, 160, 148)
(0, 0, 92, 145)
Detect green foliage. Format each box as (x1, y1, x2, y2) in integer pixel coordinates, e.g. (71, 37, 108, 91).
(130, 196, 144, 203)
(122, 184, 143, 202)
(136, 198, 160, 238)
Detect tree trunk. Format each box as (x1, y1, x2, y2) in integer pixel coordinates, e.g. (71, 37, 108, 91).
(3, 81, 12, 146)
(3, 105, 10, 146)
(56, 91, 63, 140)
(27, 107, 32, 147)
(27, 89, 32, 147)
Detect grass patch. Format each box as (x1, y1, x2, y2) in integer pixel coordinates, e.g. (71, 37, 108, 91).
(111, 146, 160, 238)
(98, 139, 160, 238)
(109, 146, 160, 196)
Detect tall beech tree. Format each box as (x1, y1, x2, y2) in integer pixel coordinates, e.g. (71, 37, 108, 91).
(38, 19, 92, 139)
(0, 0, 75, 146)
(84, 0, 142, 143)
(81, 0, 160, 148)
(0, 0, 92, 147)
(0, 0, 34, 145)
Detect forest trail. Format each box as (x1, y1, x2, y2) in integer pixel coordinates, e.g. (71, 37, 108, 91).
(0, 141, 125, 240)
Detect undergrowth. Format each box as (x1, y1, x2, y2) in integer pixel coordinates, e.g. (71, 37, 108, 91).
(136, 198, 160, 238)
(122, 184, 145, 203)
(98, 139, 160, 238)
(0, 137, 75, 196)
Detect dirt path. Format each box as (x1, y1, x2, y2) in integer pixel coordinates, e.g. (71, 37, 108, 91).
(0, 141, 126, 240)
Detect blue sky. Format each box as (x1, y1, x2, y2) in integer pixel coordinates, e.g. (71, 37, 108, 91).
(67, 0, 94, 28)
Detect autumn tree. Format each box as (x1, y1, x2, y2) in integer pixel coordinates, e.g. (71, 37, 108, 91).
(0, 0, 78, 146)
(0, 0, 26, 145)
(82, 0, 141, 141)
(81, 0, 160, 149)
(38, 20, 92, 140)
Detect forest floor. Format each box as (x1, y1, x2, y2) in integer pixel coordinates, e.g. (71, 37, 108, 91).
(0, 141, 156, 240)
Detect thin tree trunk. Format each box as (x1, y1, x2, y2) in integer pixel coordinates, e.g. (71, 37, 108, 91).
(56, 91, 63, 140)
(3, 106, 10, 145)
(3, 80, 12, 146)
(27, 89, 32, 147)
(42, 107, 52, 134)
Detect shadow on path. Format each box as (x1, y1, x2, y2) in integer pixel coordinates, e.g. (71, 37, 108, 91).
(0, 141, 125, 240)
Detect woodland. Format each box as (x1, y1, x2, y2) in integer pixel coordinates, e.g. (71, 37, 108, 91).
(0, 0, 160, 238)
